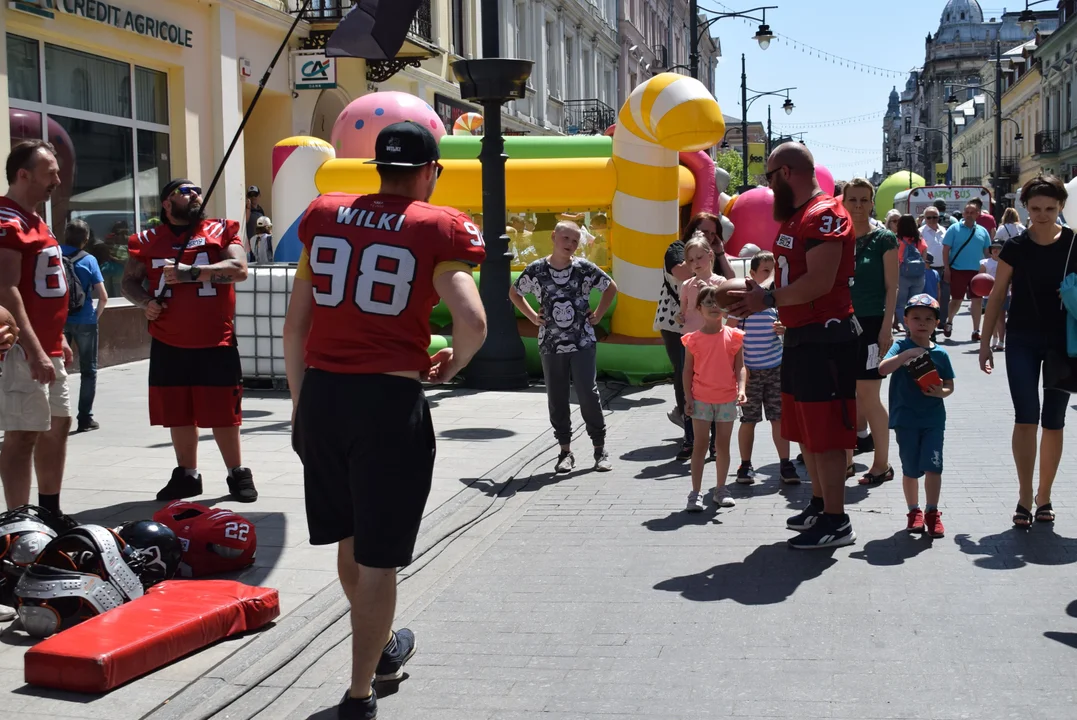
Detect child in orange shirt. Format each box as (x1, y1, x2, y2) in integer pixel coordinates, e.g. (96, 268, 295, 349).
(682, 284, 747, 512)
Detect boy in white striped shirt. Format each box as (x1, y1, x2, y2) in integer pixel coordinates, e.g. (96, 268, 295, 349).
(727, 252, 800, 484)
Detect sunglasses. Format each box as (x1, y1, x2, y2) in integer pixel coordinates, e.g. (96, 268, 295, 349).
(764, 166, 786, 183)
(924, 214, 939, 219)
(700, 299, 720, 308)
(173, 186, 202, 197)
(434, 162, 444, 178)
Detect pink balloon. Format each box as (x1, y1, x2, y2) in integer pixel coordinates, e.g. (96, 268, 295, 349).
(330, 91, 446, 159)
(725, 188, 781, 256)
(815, 165, 835, 196)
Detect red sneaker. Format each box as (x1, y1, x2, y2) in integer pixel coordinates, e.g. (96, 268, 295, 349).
(924, 510, 945, 538)
(907, 508, 925, 533)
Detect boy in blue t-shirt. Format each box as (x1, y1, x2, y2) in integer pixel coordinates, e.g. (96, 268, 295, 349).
(878, 294, 955, 539)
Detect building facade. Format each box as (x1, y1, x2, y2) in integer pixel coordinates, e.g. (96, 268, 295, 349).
(618, 0, 719, 103)
(1035, 0, 1077, 181)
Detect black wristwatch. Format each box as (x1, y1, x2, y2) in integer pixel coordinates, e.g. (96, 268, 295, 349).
(189, 265, 202, 282)
(763, 287, 777, 309)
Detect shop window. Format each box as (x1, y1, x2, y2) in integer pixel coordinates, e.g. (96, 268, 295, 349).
(137, 129, 171, 229)
(136, 67, 169, 125)
(46, 45, 131, 118)
(7, 35, 40, 102)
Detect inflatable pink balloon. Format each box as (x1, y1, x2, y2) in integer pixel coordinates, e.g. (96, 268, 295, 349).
(725, 187, 780, 256)
(330, 92, 446, 159)
(815, 165, 835, 196)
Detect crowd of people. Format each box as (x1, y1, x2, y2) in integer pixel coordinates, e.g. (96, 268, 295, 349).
(0, 126, 1074, 717)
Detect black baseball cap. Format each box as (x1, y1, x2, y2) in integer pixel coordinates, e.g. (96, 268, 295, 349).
(365, 121, 440, 168)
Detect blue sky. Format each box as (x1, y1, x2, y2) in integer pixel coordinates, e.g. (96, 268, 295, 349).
(703, 1, 1012, 179)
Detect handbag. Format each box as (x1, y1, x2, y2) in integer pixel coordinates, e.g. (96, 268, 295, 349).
(1039, 228, 1077, 392)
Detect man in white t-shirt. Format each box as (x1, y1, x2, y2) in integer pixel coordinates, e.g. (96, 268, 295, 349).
(920, 206, 949, 314)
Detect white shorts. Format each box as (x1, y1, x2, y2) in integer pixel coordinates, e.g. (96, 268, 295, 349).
(0, 345, 71, 432)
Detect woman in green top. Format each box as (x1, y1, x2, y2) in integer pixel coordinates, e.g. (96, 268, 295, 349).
(843, 178, 898, 486)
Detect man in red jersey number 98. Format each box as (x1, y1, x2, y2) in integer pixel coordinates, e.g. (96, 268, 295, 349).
(729, 143, 859, 550)
(283, 121, 488, 718)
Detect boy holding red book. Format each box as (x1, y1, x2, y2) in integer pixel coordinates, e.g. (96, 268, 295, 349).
(878, 294, 955, 538)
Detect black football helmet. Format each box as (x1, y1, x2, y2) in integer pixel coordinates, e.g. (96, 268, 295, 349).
(115, 520, 181, 588)
(0, 505, 65, 605)
(15, 524, 145, 638)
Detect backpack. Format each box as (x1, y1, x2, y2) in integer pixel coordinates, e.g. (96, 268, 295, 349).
(899, 239, 926, 279)
(62, 251, 88, 314)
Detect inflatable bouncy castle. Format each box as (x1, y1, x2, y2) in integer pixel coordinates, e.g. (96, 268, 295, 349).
(246, 76, 802, 384)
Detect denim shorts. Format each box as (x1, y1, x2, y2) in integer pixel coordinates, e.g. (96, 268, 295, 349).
(895, 426, 944, 479)
(1004, 331, 1069, 430)
(690, 401, 739, 423)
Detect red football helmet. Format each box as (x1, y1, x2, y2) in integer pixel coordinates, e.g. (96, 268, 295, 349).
(152, 501, 256, 577)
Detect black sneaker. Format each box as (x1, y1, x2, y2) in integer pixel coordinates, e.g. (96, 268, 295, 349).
(76, 420, 100, 433)
(854, 434, 874, 455)
(735, 462, 755, 484)
(786, 496, 824, 531)
(375, 628, 416, 682)
(337, 688, 377, 719)
(788, 513, 856, 550)
(156, 467, 203, 501)
(227, 467, 258, 503)
(779, 460, 801, 484)
(41, 508, 79, 532)
(675, 442, 693, 462)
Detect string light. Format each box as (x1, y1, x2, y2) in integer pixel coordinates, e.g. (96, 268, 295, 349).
(781, 111, 884, 129)
(779, 138, 880, 155)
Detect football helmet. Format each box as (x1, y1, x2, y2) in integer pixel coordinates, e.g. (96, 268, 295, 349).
(153, 501, 257, 577)
(15, 525, 145, 638)
(115, 520, 181, 588)
(0, 505, 65, 604)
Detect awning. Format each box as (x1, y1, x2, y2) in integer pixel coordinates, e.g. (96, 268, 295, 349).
(68, 167, 160, 209)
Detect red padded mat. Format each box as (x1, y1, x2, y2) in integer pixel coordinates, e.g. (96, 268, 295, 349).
(24, 579, 279, 693)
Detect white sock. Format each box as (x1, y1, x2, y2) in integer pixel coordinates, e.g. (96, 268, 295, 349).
(184, 467, 200, 478)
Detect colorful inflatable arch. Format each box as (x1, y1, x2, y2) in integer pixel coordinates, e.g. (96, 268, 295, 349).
(272, 77, 729, 383)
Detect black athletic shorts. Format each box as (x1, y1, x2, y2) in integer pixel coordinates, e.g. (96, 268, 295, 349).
(780, 319, 858, 453)
(148, 339, 242, 428)
(854, 315, 884, 381)
(293, 370, 435, 569)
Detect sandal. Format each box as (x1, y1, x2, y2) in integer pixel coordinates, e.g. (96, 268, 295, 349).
(845, 464, 855, 479)
(1035, 499, 1055, 523)
(992, 344, 1004, 351)
(943, 323, 953, 338)
(1013, 503, 1033, 528)
(858, 466, 895, 486)
(971, 331, 981, 342)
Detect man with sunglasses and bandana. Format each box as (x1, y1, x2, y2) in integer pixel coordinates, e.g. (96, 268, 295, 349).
(122, 178, 257, 503)
(728, 143, 858, 550)
(284, 121, 487, 718)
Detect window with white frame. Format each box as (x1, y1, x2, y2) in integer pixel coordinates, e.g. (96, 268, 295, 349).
(8, 34, 171, 298)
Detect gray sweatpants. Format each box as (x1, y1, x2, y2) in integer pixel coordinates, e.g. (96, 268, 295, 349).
(539, 346, 606, 448)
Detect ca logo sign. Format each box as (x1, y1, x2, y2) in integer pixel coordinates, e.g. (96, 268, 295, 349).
(301, 59, 331, 80)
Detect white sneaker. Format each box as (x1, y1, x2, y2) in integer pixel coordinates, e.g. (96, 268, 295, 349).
(555, 451, 575, 473)
(715, 486, 736, 508)
(685, 491, 704, 512)
(0, 604, 16, 622)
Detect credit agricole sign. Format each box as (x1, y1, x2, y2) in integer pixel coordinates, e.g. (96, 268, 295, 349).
(9, 0, 195, 48)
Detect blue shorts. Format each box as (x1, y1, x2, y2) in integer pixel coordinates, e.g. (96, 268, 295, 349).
(895, 426, 944, 479)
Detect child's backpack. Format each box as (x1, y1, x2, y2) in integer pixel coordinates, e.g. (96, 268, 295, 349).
(62, 251, 88, 314)
(899, 239, 926, 279)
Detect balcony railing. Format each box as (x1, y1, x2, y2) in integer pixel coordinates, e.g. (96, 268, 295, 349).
(293, 0, 433, 43)
(652, 44, 668, 70)
(563, 99, 616, 136)
(999, 156, 1021, 175)
(1035, 130, 1060, 156)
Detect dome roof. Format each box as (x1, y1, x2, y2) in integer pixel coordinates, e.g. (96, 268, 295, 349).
(940, 0, 983, 27)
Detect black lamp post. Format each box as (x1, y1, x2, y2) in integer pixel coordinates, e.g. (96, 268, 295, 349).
(688, 3, 777, 79)
(740, 52, 794, 191)
(451, 0, 534, 390)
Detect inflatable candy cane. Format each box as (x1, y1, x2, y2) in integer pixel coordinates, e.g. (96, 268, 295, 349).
(271, 136, 335, 263)
(610, 74, 726, 337)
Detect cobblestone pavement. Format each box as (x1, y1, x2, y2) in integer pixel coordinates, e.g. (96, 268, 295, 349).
(6, 312, 1077, 719)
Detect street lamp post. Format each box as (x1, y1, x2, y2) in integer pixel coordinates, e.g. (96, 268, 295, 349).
(740, 52, 794, 191)
(688, 3, 777, 80)
(450, 0, 534, 389)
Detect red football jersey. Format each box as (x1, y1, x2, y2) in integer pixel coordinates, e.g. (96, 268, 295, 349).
(152, 501, 257, 578)
(298, 192, 486, 374)
(773, 194, 855, 328)
(127, 219, 243, 349)
(0, 198, 67, 356)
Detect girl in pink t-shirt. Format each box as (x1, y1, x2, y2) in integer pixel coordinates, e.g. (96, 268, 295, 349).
(682, 284, 746, 512)
(676, 237, 724, 333)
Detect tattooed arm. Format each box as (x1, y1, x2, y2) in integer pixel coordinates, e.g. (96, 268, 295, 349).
(121, 256, 165, 321)
(164, 244, 248, 285)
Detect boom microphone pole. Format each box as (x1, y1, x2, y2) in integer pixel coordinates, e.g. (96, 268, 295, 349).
(157, 0, 312, 300)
